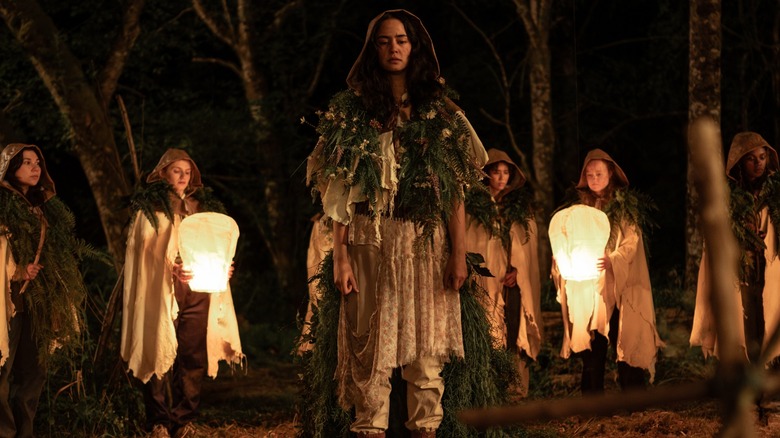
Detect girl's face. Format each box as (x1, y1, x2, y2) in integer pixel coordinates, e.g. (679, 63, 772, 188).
(161, 160, 192, 196)
(741, 147, 768, 182)
(374, 18, 411, 74)
(585, 159, 612, 195)
(13, 150, 41, 193)
(488, 162, 511, 195)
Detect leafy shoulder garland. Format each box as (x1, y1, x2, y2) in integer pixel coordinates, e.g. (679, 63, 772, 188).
(0, 188, 88, 366)
(310, 87, 484, 247)
(758, 170, 780, 256)
(465, 185, 534, 248)
(129, 180, 226, 231)
(602, 187, 657, 255)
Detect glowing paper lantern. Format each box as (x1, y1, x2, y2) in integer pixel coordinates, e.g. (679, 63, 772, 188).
(549, 205, 610, 281)
(178, 212, 240, 293)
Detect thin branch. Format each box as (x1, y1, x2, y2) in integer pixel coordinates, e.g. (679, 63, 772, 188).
(192, 56, 242, 77)
(192, 0, 235, 47)
(115, 95, 140, 183)
(99, 0, 145, 108)
(307, 0, 348, 98)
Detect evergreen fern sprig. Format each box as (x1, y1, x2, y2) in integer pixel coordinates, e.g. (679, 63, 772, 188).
(758, 171, 780, 257)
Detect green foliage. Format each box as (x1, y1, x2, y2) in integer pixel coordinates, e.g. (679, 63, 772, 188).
(299, 251, 522, 437)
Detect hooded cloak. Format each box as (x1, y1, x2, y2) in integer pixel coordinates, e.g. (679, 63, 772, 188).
(554, 149, 663, 380)
(121, 149, 243, 383)
(691, 132, 780, 362)
(465, 149, 542, 360)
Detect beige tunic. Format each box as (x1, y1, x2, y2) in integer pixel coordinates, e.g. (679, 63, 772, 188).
(554, 220, 664, 381)
(691, 207, 779, 362)
(0, 235, 16, 368)
(121, 211, 243, 383)
(465, 216, 542, 359)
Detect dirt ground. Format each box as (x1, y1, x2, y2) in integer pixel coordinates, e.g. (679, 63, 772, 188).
(179, 309, 780, 437)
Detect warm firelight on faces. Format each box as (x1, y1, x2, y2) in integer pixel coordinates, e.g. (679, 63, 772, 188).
(741, 147, 768, 182)
(162, 159, 192, 196)
(585, 159, 612, 196)
(374, 18, 411, 74)
(488, 162, 511, 196)
(13, 150, 41, 194)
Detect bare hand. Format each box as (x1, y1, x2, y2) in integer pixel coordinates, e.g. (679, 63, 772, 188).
(172, 263, 193, 283)
(23, 263, 43, 281)
(334, 257, 358, 295)
(444, 252, 467, 291)
(502, 268, 518, 288)
(228, 261, 235, 279)
(597, 254, 611, 272)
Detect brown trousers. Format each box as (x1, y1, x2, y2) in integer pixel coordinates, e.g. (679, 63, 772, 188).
(144, 283, 210, 431)
(0, 312, 47, 438)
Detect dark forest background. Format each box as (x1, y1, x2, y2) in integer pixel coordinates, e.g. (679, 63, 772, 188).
(0, 0, 777, 434)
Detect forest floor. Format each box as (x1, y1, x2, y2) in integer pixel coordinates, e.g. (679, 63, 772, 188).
(168, 310, 780, 438)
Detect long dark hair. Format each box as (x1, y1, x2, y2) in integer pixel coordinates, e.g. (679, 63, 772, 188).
(353, 11, 443, 124)
(5, 147, 47, 206)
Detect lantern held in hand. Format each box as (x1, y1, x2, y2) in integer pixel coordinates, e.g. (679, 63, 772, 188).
(178, 212, 240, 293)
(549, 205, 610, 281)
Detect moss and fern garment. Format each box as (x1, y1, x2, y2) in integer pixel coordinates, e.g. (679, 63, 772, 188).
(120, 181, 243, 383)
(464, 186, 542, 359)
(306, 88, 488, 411)
(0, 187, 86, 367)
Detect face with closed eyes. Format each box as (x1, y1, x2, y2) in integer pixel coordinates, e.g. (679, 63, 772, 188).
(161, 160, 192, 196)
(487, 162, 511, 196)
(374, 18, 411, 74)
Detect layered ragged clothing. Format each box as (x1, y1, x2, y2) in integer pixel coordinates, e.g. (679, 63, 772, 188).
(691, 132, 780, 364)
(121, 149, 243, 385)
(553, 149, 663, 383)
(464, 150, 542, 360)
(0, 143, 86, 437)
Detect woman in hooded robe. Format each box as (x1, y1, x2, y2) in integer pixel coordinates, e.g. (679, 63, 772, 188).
(0, 143, 86, 437)
(553, 149, 663, 394)
(121, 148, 243, 438)
(464, 148, 542, 397)
(306, 9, 487, 437)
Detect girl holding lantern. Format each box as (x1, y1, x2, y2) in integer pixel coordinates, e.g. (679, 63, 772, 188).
(551, 149, 663, 394)
(464, 148, 542, 397)
(306, 9, 488, 437)
(121, 148, 243, 438)
(0, 144, 86, 437)
(691, 132, 780, 365)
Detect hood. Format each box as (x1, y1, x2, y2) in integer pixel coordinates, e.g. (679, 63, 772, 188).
(576, 148, 629, 189)
(725, 132, 779, 181)
(0, 143, 56, 202)
(484, 148, 526, 196)
(146, 148, 203, 193)
(346, 9, 439, 91)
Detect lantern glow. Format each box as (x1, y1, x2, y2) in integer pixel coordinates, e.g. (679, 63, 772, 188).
(549, 205, 610, 281)
(178, 212, 240, 293)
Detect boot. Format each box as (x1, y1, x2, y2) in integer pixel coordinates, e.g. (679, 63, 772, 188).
(356, 432, 385, 438)
(410, 429, 436, 438)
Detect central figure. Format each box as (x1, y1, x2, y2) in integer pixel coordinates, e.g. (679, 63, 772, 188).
(307, 9, 488, 437)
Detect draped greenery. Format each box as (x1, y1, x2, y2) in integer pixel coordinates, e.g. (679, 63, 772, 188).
(465, 185, 535, 250)
(0, 189, 93, 367)
(128, 180, 226, 230)
(298, 252, 518, 437)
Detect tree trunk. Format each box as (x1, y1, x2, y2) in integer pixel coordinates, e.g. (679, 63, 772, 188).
(515, 0, 555, 280)
(773, 7, 780, 146)
(0, 0, 135, 267)
(687, 0, 721, 294)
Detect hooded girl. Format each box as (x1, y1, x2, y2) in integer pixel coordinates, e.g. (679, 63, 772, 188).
(464, 148, 542, 396)
(0, 143, 86, 437)
(553, 148, 663, 394)
(121, 148, 243, 437)
(691, 132, 780, 365)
